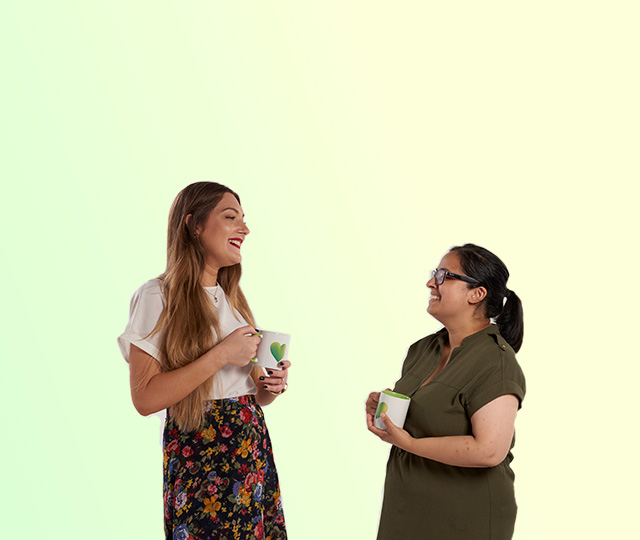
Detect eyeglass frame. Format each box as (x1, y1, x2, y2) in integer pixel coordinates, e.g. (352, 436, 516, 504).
(430, 268, 481, 286)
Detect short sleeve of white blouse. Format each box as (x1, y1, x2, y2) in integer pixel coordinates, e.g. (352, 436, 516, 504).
(117, 278, 258, 400)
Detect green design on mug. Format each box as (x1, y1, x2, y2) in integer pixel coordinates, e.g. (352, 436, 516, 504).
(270, 342, 286, 362)
(375, 401, 388, 419)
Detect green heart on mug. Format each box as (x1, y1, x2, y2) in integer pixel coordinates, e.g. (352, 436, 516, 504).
(270, 342, 287, 362)
(375, 402, 388, 419)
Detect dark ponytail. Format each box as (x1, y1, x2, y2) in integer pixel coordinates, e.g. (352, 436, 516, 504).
(496, 289, 524, 353)
(450, 244, 524, 352)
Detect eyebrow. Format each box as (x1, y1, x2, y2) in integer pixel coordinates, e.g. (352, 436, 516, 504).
(220, 207, 245, 217)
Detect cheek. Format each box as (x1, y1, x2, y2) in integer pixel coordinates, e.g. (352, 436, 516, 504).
(208, 229, 227, 246)
(204, 234, 226, 254)
(441, 288, 466, 305)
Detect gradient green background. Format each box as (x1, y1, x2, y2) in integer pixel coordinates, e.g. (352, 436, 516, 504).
(2, 2, 638, 538)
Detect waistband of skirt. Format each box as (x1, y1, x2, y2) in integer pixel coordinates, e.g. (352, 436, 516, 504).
(202, 394, 257, 410)
(204, 394, 256, 404)
(166, 394, 258, 420)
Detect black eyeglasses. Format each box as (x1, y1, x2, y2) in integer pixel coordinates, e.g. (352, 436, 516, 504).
(430, 268, 481, 286)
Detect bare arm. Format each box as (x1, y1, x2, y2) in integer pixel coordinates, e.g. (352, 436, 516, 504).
(129, 325, 260, 416)
(367, 394, 519, 468)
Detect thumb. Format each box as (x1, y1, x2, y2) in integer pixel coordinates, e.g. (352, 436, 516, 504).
(381, 413, 398, 431)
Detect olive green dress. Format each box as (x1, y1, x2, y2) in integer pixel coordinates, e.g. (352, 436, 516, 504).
(377, 325, 526, 540)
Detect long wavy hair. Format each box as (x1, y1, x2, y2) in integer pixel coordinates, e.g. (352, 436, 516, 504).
(450, 244, 524, 352)
(152, 182, 256, 431)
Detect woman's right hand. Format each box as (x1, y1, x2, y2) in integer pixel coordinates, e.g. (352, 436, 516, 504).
(215, 325, 262, 367)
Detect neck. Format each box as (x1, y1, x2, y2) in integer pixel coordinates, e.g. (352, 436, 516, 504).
(445, 318, 491, 350)
(200, 263, 219, 287)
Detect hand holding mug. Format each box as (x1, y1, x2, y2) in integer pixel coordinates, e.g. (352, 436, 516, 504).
(365, 388, 391, 417)
(258, 361, 291, 394)
(252, 330, 291, 370)
(216, 325, 262, 367)
(366, 408, 414, 451)
(365, 389, 411, 431)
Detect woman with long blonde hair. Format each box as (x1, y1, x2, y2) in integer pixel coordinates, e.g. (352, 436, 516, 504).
(118, 182, 289, 540)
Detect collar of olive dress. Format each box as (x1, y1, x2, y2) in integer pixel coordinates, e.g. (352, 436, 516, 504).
(436, 324, 501, 350)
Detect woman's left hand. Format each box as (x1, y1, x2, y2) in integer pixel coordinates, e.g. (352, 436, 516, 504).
(367, 412, 414, 451)
(259, 360, 290, 394)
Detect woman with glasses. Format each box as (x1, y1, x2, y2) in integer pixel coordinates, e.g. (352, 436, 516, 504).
(118, 182, 289, 540)
(366, 244, 525, 540)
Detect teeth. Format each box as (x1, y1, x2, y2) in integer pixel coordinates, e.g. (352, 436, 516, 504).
(430, 295, 440, 300)
(229, 239, 241, 246)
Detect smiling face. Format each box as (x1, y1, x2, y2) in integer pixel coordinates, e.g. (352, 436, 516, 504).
(195, 192, 249, 272)
(426, 251, 480, 325)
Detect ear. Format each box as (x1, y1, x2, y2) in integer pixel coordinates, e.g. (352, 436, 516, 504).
(467, 286, 487, 305)
(185, 214, 200, 235)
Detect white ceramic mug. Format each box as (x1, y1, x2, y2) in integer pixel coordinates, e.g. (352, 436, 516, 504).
(374, 390, 411, 430)
(252, 330, 290, 370)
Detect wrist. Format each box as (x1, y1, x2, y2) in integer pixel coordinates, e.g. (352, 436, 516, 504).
(207, 345, 227, 371)
(400, 433, 416, 454)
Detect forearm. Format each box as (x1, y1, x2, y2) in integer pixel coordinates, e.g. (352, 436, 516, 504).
(401, 435, 505, 468)
(370, 396, 518, 468)
(132, 348, 225, 416)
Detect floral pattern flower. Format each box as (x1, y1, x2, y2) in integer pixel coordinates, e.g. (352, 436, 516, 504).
(240, 407, 253, 424)
(202, 426, 216, 443)
(173, 524, 189, 540)
(239, 439, 252, 459)
(202, 496, 221, 517)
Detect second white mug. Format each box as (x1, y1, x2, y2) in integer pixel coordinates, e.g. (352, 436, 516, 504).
(374, 390, 411, 430)
(253, 330, 290, 370)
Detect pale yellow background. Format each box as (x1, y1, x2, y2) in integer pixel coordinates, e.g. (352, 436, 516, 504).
(2, 2, 638, 538)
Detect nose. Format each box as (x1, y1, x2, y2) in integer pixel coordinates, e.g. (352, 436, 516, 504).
(240, 221, 250, 235)
(426, 275, 437, 289)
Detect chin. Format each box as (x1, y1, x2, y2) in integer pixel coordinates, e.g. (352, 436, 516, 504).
(225, 253, 242, 266)
(427, 306, 443, 322)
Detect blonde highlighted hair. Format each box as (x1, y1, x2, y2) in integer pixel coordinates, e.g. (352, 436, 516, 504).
(152, 182, 256, 431)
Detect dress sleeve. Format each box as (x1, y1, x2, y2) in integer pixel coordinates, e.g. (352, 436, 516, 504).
(117, 280, 165, 363)
(462, 352, 526, 418)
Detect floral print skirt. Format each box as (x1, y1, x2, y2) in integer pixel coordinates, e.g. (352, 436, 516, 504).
(163, 395, 287, 540)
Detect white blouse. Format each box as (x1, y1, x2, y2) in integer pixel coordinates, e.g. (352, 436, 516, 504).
(117, 278, 258, 400)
